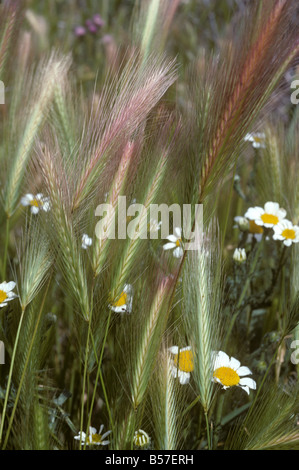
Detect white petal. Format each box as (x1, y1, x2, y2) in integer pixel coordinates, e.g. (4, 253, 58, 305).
(42, 201, 51, 212)
(163, 242, 176, 251)
(174, 227, 182, 238)
(277, 208, 287, 219)
(6, 291, 17, 300)
(21, 194, 34, 206)
(31, 206, 39, 215)
(123, 284, 132, 294)
(166, 235, 178, 243)
(239, 377, 256, 390)
(1, 281, 16, 292)
(264, 222, 275, 228)
(212, 350, 230, 369)
(264, 201, 279, 213)
(240, 385, 250, 395)
(100, 440, 110, 445)
(244, 207, 263, 220)
(98, 424, 104, 434)
(237, 366, 252, 376)
(229, 356, 241, 370)
(110, 305, 127, 313)
(254, 219, 264, 226)
(102, 430, 112, 440)
(169, 346, 179, 354)
(173, 246, 183, 258)
(171, 366, 178, 378)
(178, 370, 190, 384)
(252, 142, 261, 148)
(283, 239, 293, 247)
(180, 346, 191, 352)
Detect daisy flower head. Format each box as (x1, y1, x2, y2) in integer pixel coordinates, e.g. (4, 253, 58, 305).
(0, 281, 17, 308)
(245, 202, 287, 229)
(20, 193, 50, 214)
(81, 233, 92, 249)
(133, 429, 151, 449)
(212, 351, 256, 395)
(163, 227, 183, 258)
(74, 425, 111, 446)
(234, 215, 264, 243)
(110, 284, 133, 314)
(169, 346, 194, 385)
(272, 219, 299, 247)
(244, 132, 266, 149)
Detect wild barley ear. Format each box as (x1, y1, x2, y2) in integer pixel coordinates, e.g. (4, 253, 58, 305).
(72, 53, 177, 210)
(14, 216, 52, 309)
(114, 274, 175, 449)
(183, 0, 299, 205)
(36, 141, 90, 321)
(3, 52, 71, 217)
(0, 0, 25, 80)
(131, 0, 181, 62)
(92, 140, 136, 278)
(150, 347, 188, 450)
(225, 385, 299, 450)
(182, 220, 224, 413)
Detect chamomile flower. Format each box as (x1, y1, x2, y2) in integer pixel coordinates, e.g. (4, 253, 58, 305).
(133, 429, 151, 448)
(233, 248, 247, 263)
(212, 351, 256, 395)
(81, 233, 92, 249)
(169, 346, 194, 384)
(163, 227, 184, 258)
(272, 219, 299, 247)
(110, 284, 133, 314)
(74, 425, 111, 446)
(244, 132, 266, 149)
(20, 193, 50, 214)
(0, 281, 17, 308)
(245, 202, 287, 228)
(234, 216, 264, 242)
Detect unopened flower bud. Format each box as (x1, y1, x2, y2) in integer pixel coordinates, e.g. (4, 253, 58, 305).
(233, 248, 247, 263)
(234, 216, 250, 232)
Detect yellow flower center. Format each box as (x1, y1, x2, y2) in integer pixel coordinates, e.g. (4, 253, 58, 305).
(176, 238, 182, 247)
(89, 433, 103, 444)
(134, 431, 149, 447)
(249, 220, 263, 234)
(30, 198, 41, 208)
(281, 228, 295, 240)
(213, 366, 240, 387)
(113, 291, 127, 307)
(173, 349, 194, 373)
(253, 136, 262, 143)
(0, 290, 7, 303)
(261, 213, 279, 225)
